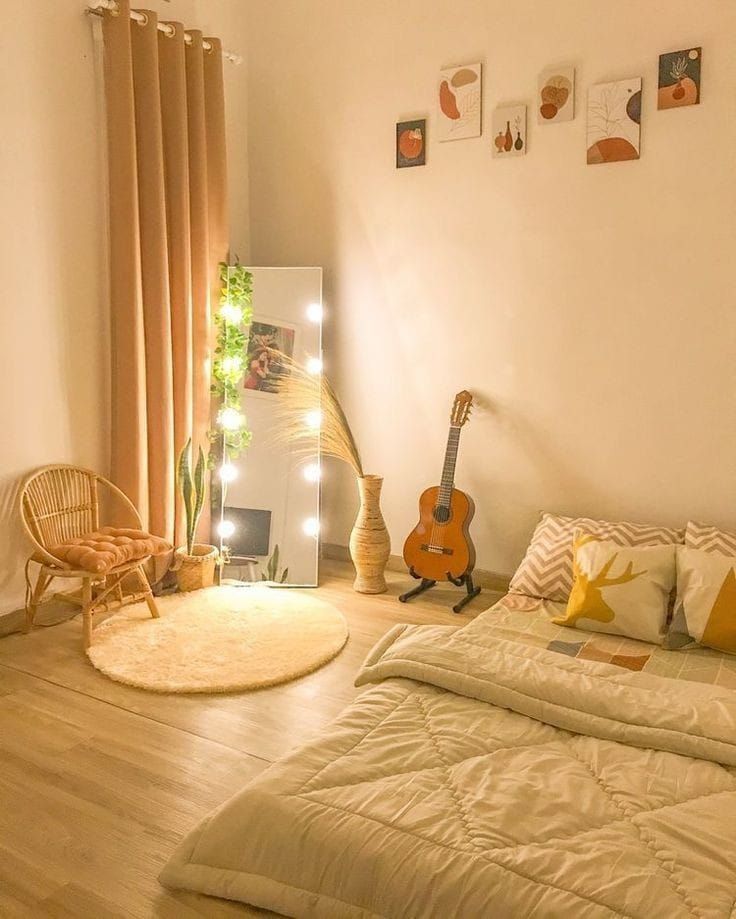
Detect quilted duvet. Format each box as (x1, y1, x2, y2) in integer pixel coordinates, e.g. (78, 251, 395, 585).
(161, 612, 736, 918)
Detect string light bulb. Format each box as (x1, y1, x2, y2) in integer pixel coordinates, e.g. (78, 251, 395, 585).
(218, 519, 236, 538)
(306, 302, 323, 323)
(219, 462, 238, 483)
(221, 355, 242, 374)
(302, 517, 320, 538)
(306, 356, 323, 375)
(219, 407, 244, 430)
(220, 302, 243, 325)
(303, 463, 321, 483)
(304, 409, 322, 430)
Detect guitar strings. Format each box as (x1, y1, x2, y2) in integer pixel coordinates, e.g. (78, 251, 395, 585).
(429, 427, 449, 549)
(432, 427, 457, 549)
(429, 423, 460, 551)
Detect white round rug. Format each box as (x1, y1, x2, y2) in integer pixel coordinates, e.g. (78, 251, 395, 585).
(87, 585, 349, 693)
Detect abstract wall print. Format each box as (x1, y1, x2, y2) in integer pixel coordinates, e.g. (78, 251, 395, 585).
(658, 48, 701, 109)
(244, 320, 296, 394)
(396, 119, 426, 168)
(538, 65, 575, 123)
(437, 63, 482, 141)
(587, 78, 641, 165)
(492, 105, 527, 157)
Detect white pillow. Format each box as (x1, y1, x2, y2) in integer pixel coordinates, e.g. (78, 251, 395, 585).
(552, 536, 676, 644)
(673, 546, 736, 654)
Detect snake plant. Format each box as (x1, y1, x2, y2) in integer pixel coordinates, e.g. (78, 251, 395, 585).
(177, 438, 207, 555)
(260, 544, 289, 583)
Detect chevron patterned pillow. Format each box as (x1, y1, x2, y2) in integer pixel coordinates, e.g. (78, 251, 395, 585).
(509, 512, 685, 602)
(685, 521, 736, 556)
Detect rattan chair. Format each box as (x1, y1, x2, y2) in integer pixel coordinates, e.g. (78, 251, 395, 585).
(20, 465, 164, 649)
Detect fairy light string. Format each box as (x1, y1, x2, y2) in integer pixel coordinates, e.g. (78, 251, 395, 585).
(211, 263, 253, 547)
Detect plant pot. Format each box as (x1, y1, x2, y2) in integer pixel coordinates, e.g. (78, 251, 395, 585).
(349, 475, 391, 594)
(174, 544, 218, 592)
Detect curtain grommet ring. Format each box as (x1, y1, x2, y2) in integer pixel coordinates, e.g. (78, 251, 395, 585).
(133, 10, 149, 27)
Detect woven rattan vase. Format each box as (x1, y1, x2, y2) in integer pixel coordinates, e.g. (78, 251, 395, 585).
(174, 544, 218, 592)
(349, 475, 391, 594)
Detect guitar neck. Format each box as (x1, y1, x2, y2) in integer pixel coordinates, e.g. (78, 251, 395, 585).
(437, 425, 461, 507)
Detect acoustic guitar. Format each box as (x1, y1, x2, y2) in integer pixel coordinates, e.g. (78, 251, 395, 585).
(401, 391, 479, 611)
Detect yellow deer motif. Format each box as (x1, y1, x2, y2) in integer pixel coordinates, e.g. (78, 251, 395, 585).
(556, 536, 646, 628)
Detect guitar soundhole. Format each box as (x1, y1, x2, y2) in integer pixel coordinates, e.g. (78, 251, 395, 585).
(433, 506, 451, 524)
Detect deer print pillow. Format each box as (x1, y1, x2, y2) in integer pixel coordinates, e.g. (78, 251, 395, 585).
(552, 535, 677, 644)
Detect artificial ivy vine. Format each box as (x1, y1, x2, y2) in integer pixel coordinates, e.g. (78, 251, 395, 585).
(211, 261, 254, 459)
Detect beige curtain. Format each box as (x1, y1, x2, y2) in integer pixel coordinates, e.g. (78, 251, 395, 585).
(102, 0, 228, 545)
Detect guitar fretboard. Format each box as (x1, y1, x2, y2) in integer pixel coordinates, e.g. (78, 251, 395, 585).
(437, 426, 461, 508)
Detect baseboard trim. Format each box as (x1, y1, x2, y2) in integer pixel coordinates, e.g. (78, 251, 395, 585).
(321, 543, 510, 593)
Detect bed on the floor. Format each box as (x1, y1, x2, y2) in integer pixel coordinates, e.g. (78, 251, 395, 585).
(161, 593, 736, 918)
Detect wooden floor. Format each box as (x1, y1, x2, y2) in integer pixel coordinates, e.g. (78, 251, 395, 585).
(0, 561, 498, 918)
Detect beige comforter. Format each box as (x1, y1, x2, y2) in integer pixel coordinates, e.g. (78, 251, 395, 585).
(161, 614, 736, 918)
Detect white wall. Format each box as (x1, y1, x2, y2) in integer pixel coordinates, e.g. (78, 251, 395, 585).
(0, 0, 108, 614)
(243, 0, 736, 578)
(0, 0, 248, 615)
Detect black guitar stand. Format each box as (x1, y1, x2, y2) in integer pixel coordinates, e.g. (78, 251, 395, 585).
(399, 568, 481, 614)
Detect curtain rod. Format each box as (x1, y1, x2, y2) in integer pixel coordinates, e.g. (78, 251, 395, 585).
(86, 0, 243, 65)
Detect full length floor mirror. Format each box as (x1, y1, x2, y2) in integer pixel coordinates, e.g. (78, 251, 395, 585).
(213, 267, 322, 587)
